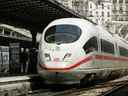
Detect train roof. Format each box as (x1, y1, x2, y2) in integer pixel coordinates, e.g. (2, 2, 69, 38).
(114, 35, 128, 49)
(44, 18, 128, 49)
(96, 25, 115, 43)
(47, 18, 96, 26)
(97, 25, 128, 48)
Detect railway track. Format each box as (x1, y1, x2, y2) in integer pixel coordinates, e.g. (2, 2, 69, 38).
(29, 77, 128, 96)
(0, 75, 128, 96)
(101, 82, 128, 96)
(54, 82, 128, 96)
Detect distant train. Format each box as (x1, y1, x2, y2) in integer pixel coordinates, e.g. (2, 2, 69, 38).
(38, 18, 128, 85)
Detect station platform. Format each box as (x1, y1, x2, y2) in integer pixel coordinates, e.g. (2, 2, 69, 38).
(0, 74, 39, 84)
(0, 74, 42, 96)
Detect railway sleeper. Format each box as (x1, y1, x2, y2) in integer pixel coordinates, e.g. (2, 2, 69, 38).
(80, 73, 98, 87)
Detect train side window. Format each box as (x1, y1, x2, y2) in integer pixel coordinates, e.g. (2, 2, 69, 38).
(0, 28, 3, 34)
(83, 37, 98, 54)
(119, 47, 128, 57)
(101, 39, 114, 54)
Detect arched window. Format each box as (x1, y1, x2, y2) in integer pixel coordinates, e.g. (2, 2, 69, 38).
(0, 27, 3, 34)
(113, 0, 117, 3)
(119, 0, 123, 3)
(83, 37, 98, 54)
(4, 28, 11, 36)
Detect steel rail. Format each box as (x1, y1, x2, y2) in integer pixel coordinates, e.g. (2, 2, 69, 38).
(27, 76, 128, 96)
(101, 82, 128, 96)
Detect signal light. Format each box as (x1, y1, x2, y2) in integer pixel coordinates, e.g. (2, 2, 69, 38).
(44, 53, 51, 61)
(63, 53, 72, 61)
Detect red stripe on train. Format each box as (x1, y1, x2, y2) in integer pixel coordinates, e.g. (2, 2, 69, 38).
(39, 55, 128, 71)
(96, 55, 128, 61)
(39, 56, 93, 71)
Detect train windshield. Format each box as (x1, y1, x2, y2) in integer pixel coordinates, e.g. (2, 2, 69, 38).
(44, 24, 81, 44)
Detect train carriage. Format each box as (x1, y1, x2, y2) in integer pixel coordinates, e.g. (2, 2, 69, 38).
(38, 18, 128, 85)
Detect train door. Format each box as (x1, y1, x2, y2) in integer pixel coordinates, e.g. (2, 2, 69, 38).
(101, 39, 115, 68)
(9, 43, 20, 74)
(83, 37, 99, 68)
(0, 46, 9, 74)
(97, 34, 102, 68)
(114, 41, 119, 67)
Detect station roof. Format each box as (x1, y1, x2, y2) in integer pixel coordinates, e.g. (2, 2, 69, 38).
(0, 0, 82, 33)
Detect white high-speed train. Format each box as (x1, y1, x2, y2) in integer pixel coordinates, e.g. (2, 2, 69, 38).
(38, 18, 128, 85)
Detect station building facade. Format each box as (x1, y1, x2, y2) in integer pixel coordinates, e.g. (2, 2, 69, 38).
(0, 24, 32, 76)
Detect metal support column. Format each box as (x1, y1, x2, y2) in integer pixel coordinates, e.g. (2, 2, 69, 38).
(28, 31, 37, 74)
(31, 32, 37, 48)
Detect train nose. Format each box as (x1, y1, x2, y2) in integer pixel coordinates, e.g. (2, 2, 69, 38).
(44, 52, 72, 61)
(42, 71, 80, 84)
(62, 53, 72, 62)
(43, 52, 72, 68)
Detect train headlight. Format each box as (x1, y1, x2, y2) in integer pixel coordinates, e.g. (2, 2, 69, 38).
(63, 53, 72, 61)
(44, 53, 51, 61)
